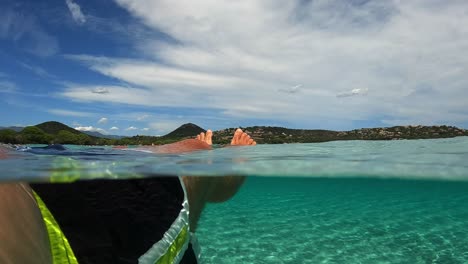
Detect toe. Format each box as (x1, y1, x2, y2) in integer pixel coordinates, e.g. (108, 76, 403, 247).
(205, 130, 213, 145)
(240, 133, 249, 144)
(231, 128, 243, 145)
(234, 128, 243, 137)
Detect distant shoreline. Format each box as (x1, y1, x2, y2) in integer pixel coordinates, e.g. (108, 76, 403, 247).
(214, 125, 468, 144)
(1, 121, 467, 145)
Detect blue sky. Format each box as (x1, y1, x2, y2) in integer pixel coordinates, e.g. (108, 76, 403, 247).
(1, 0, 467, 136)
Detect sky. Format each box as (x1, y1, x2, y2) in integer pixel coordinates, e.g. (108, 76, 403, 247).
(0, 0, 467, 136)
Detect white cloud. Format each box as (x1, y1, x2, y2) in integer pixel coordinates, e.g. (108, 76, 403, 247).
(97, 117, 108, 124)
(63, 1, 468, 128)
(67, 55, 252, 89)
(337, 88, 369, 98)
(110, 126, 119, 130)
(62, 85, 161, 106)
(75, 126, 107, 134)
(65, 0, 86, 25)
(278, 84, 302, 94)
(91, 87, 109, 94)
(125, 126, 138, 131)
(48, 109, 93, 117)
(149, 121, 183, 134)
(141, 128, 149, 131)
(137, 114, 150, 121)
(0, 80, 17, 93)
(18, 62, 56, 79)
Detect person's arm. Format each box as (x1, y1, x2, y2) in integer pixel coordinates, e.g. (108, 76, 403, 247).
(0, 183, 51, 264)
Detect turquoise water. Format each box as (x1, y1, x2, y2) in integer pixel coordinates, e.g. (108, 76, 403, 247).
(198, 178, 468, 263)
(1, 137, 468, 263)
(2, 137, 467, 181)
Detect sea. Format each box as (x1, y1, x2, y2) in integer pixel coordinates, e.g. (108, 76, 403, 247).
(1, 137, 468, 263)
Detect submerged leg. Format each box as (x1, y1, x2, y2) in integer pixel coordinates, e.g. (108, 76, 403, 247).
(183, 129, 256, 232)
(0, 183, 51, 264)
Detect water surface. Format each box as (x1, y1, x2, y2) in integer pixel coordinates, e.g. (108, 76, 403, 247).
(1, 137, 467, 181)
(1, 137, 468, 263)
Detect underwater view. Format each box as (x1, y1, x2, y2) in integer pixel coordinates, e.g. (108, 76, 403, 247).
(199, 177, 468, 264)
(2, 0, 468, 263)
(1, 136, 468, 263)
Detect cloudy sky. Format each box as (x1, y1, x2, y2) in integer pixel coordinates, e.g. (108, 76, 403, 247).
(1, 0, 467, 136)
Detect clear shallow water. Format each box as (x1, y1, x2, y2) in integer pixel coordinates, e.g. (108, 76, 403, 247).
(198, 177, 468, 264)
(1, 137, 468, 263)
(1, 137, 468, 181)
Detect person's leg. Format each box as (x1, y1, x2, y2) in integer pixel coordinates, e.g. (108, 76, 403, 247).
(0, 147, 50, 263)
(0, 183, 51, 264)
(0, 129, 256, 262)
(136, 130, 213, 154)
(182, 129, 256, 231)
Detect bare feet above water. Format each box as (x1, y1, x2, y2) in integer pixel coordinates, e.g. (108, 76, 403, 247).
(195, 128, 256, 146)
(196, 130, 213, 145)
(230, 128, 256, 146)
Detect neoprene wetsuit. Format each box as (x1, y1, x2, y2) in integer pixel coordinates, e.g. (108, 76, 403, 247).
(31, 177, 198, 264)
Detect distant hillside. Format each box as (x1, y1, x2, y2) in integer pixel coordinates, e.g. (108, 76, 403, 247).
(1, 121, 466, 145)
(0, 121, 112, 145)
(115, 123, 207, 145)
(213, 125, 468, 144)
(36, 121, 81, 135)
(0, 126, 24, 132)
(213, 126, 338, 144)
(83, 131, 124, 139)
(0, 121, 206, 145)
(163, 123, 206, 138)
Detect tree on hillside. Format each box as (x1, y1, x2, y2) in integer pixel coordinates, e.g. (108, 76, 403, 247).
(56, 130, 79, 144)
(77, 134, 93, 145)
(21, 126, 49, 144)
(0, 129, 18, 143)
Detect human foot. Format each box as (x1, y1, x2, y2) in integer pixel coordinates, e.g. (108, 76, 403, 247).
(230, 128, 256, 146)
(196, 130, 213, 145)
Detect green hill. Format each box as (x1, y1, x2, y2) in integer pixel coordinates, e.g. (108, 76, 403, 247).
(35, 121, 82, 135)
(116, 123, 206, 145)
(213, 125, 468, 144)
(163, 123, 205, 138)
(213, 126, 339, 144)
(0, 121, 208, 145)
(0, 121, 105, 145)
(1, 121, 467, 145)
